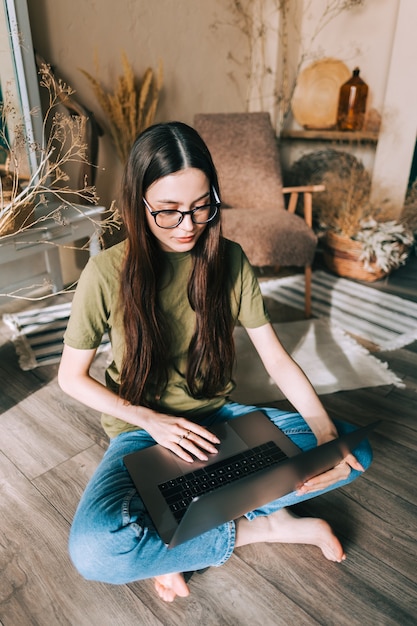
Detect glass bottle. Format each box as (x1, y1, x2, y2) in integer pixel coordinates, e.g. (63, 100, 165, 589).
(337, 68, 368, 131)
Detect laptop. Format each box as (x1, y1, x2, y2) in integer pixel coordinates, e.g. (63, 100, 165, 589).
(124, 411, 378, 548)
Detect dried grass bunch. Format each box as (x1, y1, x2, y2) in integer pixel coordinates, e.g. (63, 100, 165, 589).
(318, 168, 371, 237)
(287, 149, 372, 237)
(80, 52, 163, 164)
(0, 63, 119, 240)
(403, 180, 417, 234)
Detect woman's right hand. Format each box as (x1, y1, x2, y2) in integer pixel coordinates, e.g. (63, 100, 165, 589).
(59, 346, 219, 463)
(141, 411, 220, 463)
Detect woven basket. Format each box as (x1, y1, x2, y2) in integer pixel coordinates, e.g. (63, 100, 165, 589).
(322, 231, 387, 282)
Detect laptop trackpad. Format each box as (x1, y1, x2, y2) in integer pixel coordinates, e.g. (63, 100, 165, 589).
(209, 420, 249, 460)
(172, 420, 249, 474)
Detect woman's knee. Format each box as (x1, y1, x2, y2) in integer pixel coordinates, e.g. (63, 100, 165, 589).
(68, 517, 146, 584)
(68, 525, 103, 581)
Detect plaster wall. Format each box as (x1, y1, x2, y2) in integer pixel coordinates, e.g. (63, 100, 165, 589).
(292, 0, 399, 116)
(251, 0, 414, 215)
(26, 0, 414, 216)
(26, 0, 249, 208)
(294, 0, 416, 215)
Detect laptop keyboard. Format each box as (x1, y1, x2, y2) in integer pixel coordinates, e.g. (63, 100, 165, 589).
(158, 440, 287, 523)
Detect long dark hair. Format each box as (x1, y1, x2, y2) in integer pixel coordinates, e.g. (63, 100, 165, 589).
(119, 121, 235, 407)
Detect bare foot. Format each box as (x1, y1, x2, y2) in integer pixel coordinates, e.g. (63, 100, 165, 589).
(235, 507, 346, 563)
(154, 572, 190, 602)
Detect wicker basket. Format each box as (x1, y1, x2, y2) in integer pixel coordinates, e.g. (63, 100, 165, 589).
(322, 231, 387, 281)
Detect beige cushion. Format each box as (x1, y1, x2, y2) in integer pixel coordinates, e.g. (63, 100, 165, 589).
(221, 207, 317, 267)
(194, 112, 285, 211)
(194, 112, 317, 268)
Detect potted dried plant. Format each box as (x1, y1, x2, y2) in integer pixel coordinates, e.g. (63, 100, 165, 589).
(287, 149, 414, 281)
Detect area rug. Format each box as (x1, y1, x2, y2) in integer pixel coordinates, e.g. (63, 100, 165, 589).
(260, 270, 417, 350)
(3, 303, 403, 397)
(232, 318, 403, 403)
(3, 302, 110, 370)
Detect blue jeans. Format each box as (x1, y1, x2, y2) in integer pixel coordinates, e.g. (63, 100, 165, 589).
(68, 402, 373, 584)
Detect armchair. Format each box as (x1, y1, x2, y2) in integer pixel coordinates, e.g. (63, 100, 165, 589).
(194, 112, 324, 317)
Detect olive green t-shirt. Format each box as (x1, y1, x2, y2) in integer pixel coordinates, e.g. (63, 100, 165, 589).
(64, 239, 270, 438)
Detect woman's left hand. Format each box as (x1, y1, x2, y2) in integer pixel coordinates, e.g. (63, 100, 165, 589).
(296, 452, 365, 495)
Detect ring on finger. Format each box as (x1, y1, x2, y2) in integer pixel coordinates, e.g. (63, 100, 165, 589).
(178, 430, 192, 446)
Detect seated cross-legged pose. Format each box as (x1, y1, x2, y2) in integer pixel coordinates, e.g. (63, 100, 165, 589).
(58, 121, 373, 603)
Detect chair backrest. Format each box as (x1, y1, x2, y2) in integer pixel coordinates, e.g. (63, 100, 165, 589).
(194, 112, 285, 211)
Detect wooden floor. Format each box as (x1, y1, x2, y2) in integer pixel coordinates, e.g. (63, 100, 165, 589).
(1, 253, 416, 626)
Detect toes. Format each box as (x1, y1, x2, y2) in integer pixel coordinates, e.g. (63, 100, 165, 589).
(154, 579, 173, 602)
(154, 574, 190, 602)
(320, 537, 346, 562)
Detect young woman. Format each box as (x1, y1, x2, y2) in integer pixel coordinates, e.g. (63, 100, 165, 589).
(58, 121, 372, 603)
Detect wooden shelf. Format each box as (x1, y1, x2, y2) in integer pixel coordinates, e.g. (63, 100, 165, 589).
(280, 129, 379, 144)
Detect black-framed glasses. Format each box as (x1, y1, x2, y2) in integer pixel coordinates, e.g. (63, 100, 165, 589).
(143, 186, 221, 229)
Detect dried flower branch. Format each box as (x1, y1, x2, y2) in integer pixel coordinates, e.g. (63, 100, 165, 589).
(0, 64, 121, 301)
(80, 52, 163, 164)
(0, 63, 121, 242)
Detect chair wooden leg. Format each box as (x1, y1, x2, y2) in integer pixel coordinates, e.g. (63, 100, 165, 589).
(304, 265, 312, 318)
